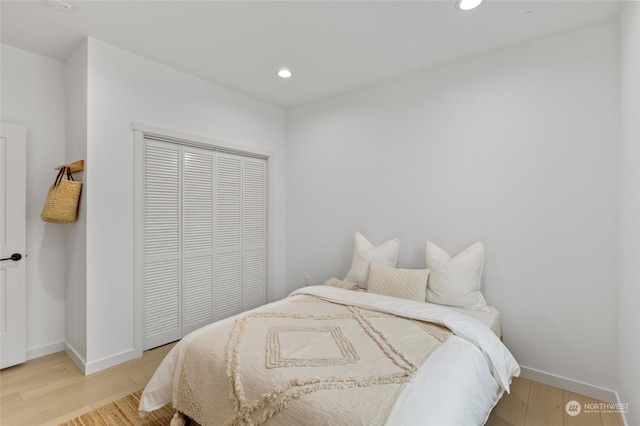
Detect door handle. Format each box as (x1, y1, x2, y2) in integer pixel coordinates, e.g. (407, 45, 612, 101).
(0, 253, 22, 262)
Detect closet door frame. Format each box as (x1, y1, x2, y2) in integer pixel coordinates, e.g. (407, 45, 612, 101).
(133, 123, 274, 358)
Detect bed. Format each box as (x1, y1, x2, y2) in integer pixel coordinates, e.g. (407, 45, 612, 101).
(139, 285, 519, 426)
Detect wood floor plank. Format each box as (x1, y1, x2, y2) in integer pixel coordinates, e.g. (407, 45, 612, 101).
(1, 351, 69, 377)
(1, 358, 71, 397)
(487, 376, 531, 426)
(563, 390, 602, 426)
(601, 410, 624, 426)
(2, 396, 88, 426)
(0, 391, 23, 413)
(0, 345, 173, 425)
(40, 405, 93, 426)
(1, 352, 69, 382)
(126, 358, 166, 385)
(524, 381, 563, 426)
(89, 380, 145, 409)
(486, 413, 518, 426)
(19, 371, 84, 401)
(2, 372, 137, 426)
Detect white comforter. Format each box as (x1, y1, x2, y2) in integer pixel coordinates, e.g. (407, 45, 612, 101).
(140, 286, 520, 425)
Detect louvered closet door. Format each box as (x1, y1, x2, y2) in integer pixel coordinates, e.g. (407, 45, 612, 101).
(242, 157, 267, 311)
(143, 140, 181, 350)
(214, 153, 267, 320)
(181, 147, 214, 336)
(215, 152, 243, 320)
(142, 141, 267, 350)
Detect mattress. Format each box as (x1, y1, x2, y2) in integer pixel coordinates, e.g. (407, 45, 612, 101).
(444, 305, 501, 338)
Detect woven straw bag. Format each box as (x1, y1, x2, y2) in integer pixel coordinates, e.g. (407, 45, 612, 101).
(40, 166, 82, 224)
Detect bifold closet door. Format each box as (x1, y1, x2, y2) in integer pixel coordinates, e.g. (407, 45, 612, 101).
(181, 147, 215, 336)
(214, 152, 243, 320)
(142, 141, 266, 350)
(143, 143, 216, 348)
(242, 157, 267, 311)
(143, 140, 181, 350)
(214, 153, 267, 320)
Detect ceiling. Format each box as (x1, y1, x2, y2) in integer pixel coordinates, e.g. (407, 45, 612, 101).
(1, 0, 620, 108)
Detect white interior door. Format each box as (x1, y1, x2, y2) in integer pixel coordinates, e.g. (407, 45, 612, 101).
(0, 122, 27, 369)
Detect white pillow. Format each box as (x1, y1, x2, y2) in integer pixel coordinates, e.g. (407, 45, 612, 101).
(367, 263, 429, 302)
(344, 232, 400, 288)
(425, 241, 489, 312)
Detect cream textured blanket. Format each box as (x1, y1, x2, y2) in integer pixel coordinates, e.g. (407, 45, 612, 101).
(175, 296, 452, 426)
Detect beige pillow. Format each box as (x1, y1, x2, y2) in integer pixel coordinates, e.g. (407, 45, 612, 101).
(323, 278, 360, 291)
(367, 263, 429, 302)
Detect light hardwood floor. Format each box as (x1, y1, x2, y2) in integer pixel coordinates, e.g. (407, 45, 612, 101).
(487, 377, 624, 426)
(1, 345, 625, 426)
(0, 343, 175, 426)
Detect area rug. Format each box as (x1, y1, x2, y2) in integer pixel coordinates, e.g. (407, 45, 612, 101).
(59, 390, 174, 426)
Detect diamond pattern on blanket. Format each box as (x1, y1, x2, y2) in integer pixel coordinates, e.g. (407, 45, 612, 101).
(176, 297, 452, 426)
(266, 326, 360, 368)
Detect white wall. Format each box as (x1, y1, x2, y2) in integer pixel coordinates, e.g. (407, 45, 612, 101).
(0, 44, 67, 360)
(618, 3, 640, 424)
(80, 38, 286, 371)
(64, 40, 88, 364)
(286, 20, 619, 395)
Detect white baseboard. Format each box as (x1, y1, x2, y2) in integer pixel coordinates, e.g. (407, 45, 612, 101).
(26, 341, 65, 361)
(64, 341, 87, 374)
(63, 343, 137, 375)
(520, 366, 618, 403)
(84, 349, 136, 375)
(615, 391, 630, 426)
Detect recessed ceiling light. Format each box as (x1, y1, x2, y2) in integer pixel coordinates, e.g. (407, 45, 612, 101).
(277, 69, 292, 79)
(456, 0, 482, 11)
(48, 0, 73, 11)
